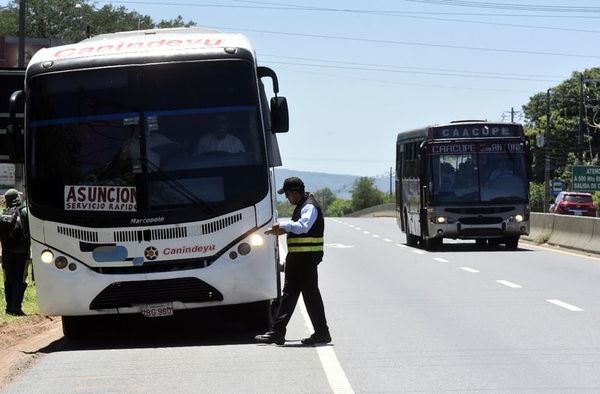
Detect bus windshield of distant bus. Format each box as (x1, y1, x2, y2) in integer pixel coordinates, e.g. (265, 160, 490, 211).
(429, 140, 528, 204)
(27, 60, 268, 220)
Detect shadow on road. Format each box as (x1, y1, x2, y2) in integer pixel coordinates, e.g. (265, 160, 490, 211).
(36, 306, 264, 354)
(405, 242, 536, 253)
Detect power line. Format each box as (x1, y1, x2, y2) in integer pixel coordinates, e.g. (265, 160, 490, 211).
(401, 0, 600, 13)
(104, 1, 600, 34)
(259, 54, 565, 79)
(204, 25, 600, 60)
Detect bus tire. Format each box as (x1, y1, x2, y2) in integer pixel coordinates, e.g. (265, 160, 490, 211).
(505, 236, 519, 250)
(424, 237, 442, 250)
(242, 300, 273, 331)
(62, 316, 88, 340)
(475, 239, 488, 247)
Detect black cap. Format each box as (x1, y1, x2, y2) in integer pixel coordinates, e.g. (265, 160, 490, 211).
(277, 177, 305, 194)
(4, 188, 21, 207)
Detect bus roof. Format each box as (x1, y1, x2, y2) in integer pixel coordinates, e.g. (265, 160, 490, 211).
(396, 120, 523, 144)
(29, 27, 255, 65)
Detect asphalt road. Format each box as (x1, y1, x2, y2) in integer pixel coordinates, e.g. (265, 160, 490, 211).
(6, 217, 600, 393)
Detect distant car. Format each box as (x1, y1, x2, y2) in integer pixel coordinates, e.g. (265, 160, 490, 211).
(550, 191, 597, 217)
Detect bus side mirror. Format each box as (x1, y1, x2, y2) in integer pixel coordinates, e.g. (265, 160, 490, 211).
(270, 96, 289, 133)
(8, 90, 24, 163)
(258, 66, 289, 133)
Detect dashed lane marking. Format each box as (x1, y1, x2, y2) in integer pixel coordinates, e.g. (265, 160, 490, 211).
(413, 250, 426, 255)
(546, 299, 584, 312)
(460, 267, 480, 273)
(383, 238, 393, 242)
(433, 257, 449, 262)
(496, 280, 522, 288)
(396, 243, 407, 248)
(300, 300, 355, 394)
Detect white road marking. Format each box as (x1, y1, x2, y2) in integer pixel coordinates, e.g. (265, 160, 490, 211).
(363, 231, 371, 234)
(496, 280, 522, 288)
(546, 299, 584, 312)
(325, 243, 355, 249)
(413, 250, 426, 255)
(371, 234, 380, 238)
(460, 267, 480, 273)
(396, 243, 407, 248)
(300, 299, 354, 394)
(382, 238, 392, 242)
(354, 227, 362, 230)
(348, 225, 355, 228)
(433, 257, 449, 262)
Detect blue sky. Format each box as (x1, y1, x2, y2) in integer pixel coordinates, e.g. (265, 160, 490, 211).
(9, 0, 600, 177)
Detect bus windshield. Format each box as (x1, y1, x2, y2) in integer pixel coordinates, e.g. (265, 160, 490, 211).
(27, 60, 267, 220)
(430, 141, 528, 204)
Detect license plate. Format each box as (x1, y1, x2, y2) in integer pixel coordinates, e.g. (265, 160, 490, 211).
(573, 211, 582, 216)
(141, 302, 174, 318)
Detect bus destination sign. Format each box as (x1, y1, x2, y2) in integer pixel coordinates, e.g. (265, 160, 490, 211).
(430, 141, 524, 155)
(431, 124, 521, 140)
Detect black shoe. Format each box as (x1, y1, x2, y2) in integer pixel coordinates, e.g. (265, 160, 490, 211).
(255, 331, 285, 345)
(301, 332, 332, 345)
(7, 309, 26, 316)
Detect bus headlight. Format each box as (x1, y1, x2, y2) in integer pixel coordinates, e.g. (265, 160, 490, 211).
(436, 216, 446, 224)
(514, 214, 524, 222)
(41, 250, 54, 264)
(250, 234, 264, 247)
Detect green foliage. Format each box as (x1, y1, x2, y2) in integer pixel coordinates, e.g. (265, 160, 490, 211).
(593, 192, 600, 217)
(313, 187, 336, 213)
(0, 0, 196, 44)
(529, 182, 545, 212)
(326, 198, 353, 217)
(351, 176, 384, 211)
(523, 68, 600, 183)
(276, 200, 294, 218)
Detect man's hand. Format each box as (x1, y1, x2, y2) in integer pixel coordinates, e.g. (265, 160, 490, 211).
(265, 222, 286, 236)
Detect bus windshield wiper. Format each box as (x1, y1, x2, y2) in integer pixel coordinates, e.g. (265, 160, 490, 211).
(145, 159, 213, 213)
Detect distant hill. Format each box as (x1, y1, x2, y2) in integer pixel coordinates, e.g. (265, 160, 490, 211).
(273, 168, 391, 200)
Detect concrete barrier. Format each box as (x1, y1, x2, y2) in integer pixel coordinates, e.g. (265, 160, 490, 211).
(345, 203, 395, 218)
(523, 213, 555, 243)
(547, 214, 596, 252)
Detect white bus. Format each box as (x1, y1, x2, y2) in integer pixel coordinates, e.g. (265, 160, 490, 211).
(7, 28, 289, 338)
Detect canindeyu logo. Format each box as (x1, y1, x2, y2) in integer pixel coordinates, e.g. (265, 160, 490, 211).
(144, 246, 159, 261)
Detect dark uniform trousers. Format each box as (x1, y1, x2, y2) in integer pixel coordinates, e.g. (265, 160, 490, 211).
(2, 251, 29, 313)
(272, 251, 328, 335)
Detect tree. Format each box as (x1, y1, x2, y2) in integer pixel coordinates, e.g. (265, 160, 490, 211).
(326, 198, 353, 217)
(313, 187, 336, 213)
(351, 177, 384, 211)
(0, 0, 196, 44)
(523, 68, 600, 183)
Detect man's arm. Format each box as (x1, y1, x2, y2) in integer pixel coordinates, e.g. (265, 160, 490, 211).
(281, 204, 317, 234)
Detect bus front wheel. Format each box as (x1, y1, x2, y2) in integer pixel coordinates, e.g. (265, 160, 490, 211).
(504, 236, 519, 250)
(62, 316, 89, 340)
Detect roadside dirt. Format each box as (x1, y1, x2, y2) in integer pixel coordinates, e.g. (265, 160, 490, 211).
(0, 315, 63, 390)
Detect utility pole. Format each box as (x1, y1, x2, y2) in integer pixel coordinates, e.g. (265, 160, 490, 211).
(579, 73, 584, 153)
(15, 0, 26, 192)
(544, 89, 551, 213)
(389, 166, 393, 196)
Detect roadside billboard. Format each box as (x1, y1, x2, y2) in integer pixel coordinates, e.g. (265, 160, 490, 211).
(572, 166, 600, 192)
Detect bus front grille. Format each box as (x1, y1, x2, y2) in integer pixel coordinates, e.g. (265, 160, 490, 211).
(89, 277, 223, 310)
(459, 217, 503, 225)
(459, 228, 503, 236)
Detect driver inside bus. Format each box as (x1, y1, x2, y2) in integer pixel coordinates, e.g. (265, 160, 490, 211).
(192, 114, 245, 155)
(489, 159, 513, 181)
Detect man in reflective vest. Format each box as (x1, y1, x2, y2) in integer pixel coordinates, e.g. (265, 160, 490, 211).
(255, 177, 331, 345)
